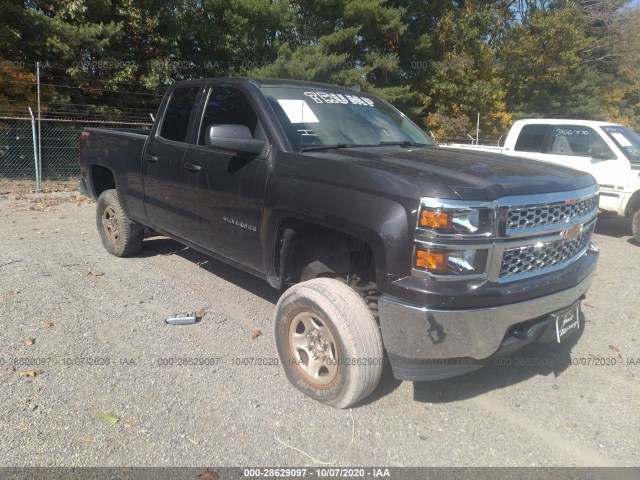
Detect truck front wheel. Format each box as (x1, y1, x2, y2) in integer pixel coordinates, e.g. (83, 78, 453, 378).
(633, 209, 640, 244)
(96, 189, 144, 257)
(274, 278, 383, 408)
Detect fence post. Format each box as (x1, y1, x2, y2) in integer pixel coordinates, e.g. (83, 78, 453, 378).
(28, 107, 41, 190)
(36, 61, 42, 191)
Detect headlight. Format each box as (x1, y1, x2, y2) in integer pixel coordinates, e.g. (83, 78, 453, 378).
(414, 247, 488, 276)
(414, 197, 496, 280)
(418, 207, 493, 236)
(452, 209, 480, 233)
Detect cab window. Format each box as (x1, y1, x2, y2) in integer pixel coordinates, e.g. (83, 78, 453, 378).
(514, 124, 548, 153)
(197, 87, 264, 146)
(547, 126, 615, 159)
(159, 86, 200, 143)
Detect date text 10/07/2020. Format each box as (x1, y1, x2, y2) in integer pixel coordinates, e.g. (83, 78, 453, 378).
(243, 468, 391, 478)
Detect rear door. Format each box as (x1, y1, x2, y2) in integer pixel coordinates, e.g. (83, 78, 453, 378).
(181, 84, 270, 272)
(143, 84, 204, 237)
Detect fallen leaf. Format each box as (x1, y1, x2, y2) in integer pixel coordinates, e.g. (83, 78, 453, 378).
(19, 370, 37, 378)
(609, 345, 621, 353)
(124, 417, 140, 428)
(196, 308, 208, 319)
(92, 271, 104, 277)
(566, 422, 578, 429)
(78, 435, 93, 442)
(250, 329, 262, 339)
(96, 412, 119, 424)
(44, 321, 54, 329)
(583, 302, 594, 308)
(24, 338, 35, 345)
(198, 468, 219, 480)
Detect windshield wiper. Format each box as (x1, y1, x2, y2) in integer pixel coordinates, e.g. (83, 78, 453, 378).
(300, 141, 432, 152)
(376, 141, 431, 148)
(300, 144, 350, 152)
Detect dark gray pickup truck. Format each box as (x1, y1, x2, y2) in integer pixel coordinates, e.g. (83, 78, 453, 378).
(79, 78, 599, 408)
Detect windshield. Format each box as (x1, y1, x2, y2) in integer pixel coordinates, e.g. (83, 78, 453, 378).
(602, 125, 640, 165)
(261, 86, 434, 152)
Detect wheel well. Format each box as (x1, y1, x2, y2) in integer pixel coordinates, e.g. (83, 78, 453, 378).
(625, 190, 640, 217)
(276, 220, 377, 289)
(91, 165, 116, 198)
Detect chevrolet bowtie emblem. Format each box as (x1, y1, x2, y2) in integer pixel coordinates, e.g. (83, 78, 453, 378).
(562, 223, 583, 239)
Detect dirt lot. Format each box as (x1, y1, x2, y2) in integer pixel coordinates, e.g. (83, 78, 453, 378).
(1, 181, 639, 468)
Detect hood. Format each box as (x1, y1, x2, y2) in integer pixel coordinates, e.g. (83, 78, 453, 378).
(308, 145, 596, 201)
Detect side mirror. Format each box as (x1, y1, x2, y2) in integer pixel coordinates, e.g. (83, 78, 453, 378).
(592, 151, 617, 161)
(205, 124, 265, 156)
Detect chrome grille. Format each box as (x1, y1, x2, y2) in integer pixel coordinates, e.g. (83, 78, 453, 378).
(500, 225, 594, 278)
(507, 196, 598, 230)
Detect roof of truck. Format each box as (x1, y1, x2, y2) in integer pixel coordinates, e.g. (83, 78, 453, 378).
(513, 119, 623, 128)
(172, 77, 363, 93)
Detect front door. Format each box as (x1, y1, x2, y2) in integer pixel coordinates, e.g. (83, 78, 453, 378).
(181, 85, 270, 273)
(541, 125, 630, 190)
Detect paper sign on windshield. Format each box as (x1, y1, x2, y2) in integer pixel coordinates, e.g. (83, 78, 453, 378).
(303, 91, 375, 106)
(611, 132, 633, 147)
(277, 100, 320, 124)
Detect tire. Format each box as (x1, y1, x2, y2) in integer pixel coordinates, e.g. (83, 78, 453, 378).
(96, 189, 144, 257)
(274, 278, 383, 408)
(633, 209, 640, 244)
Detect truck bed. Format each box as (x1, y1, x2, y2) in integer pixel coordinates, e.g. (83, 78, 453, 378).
(82, 127, 149, 175)
(80, 127, 151, 221)
(87, 127, 151, 137)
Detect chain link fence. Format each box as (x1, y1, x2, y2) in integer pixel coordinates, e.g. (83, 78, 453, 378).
(0, 116, 506, 183)
(0, 117, 152, 182)
(0, 118, 35, 179)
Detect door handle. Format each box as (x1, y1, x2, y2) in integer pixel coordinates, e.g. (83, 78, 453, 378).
(144, 154, 159, 163)
(184, 162, 202, 172)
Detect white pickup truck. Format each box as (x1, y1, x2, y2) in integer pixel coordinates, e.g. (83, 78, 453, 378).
(444, 119, 640, 242)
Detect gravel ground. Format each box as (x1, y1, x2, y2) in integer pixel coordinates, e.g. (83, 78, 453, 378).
(0, 183, 639, 468)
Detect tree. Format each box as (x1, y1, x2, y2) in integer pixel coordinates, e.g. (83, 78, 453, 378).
(424, 4, 511, 140)
(1, 0, 638, 133)
(604, 5, 640, 129)
(498, 5, 590, 118)
(250, 0, 415, 105)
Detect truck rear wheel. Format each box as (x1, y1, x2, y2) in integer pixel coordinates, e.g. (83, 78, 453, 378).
(96, 189, 144, 257)
(274, 278, 383, 408)
(633, 209, 640, 244)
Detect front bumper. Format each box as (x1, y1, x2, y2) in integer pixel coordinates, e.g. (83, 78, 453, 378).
(378, 264, 596, 381)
